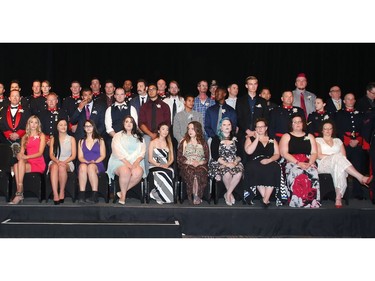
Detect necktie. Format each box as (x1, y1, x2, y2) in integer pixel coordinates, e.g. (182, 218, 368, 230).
(85, 105, 90, 120)
(151, 102, 157, 132)
(141, 97, 145, 106)
(217, 104, 223, 131)
(118, 104, 123, 111)
(336, 100, 341, 110)
(300, 92, 307, 118)
(172, 99, 177, 123)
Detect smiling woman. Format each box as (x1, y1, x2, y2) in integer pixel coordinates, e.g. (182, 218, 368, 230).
(279, 115, 320, 208)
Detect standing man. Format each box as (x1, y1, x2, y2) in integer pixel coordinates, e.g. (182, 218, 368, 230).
(62, 80, 82, 135)
(269, 90, 305, 142)
(259, 87, 277, 112)
(163, 80, 185, 126)
(292, 73, 316, 119)
(335, 93, 367, 200)
(325, 85, 343, 117)
(130, 79, 149, 116)
(0, 90, 31, 160)
(139, 83, 171, 174)
(236, 75, 268, 162)
(70, 88, 106, 141)
(156, 78, 169, 100)
(225, 83, 239, 109)
(205, 86, 237, 139)
(123, 79, 135, 103)
(356, 82, 375, 114)
(90, 77, 104, 104)
(193, 80, 215, 132)
(173, 94, 203, 144)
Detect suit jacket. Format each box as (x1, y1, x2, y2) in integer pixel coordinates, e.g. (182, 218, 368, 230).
(130, 94, 148, 116)
(356, 96, 374, 114)
(292, 89, 316, 117)
(70, 101, 106, 140)
(204, 102, 237, 138)
(236, 94, 268, 137)
(325, 98, 343, 117)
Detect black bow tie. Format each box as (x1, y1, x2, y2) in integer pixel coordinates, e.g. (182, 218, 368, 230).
(11, 106, 18, 109)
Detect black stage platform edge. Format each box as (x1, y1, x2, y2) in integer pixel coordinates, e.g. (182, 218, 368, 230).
(0, 219, 182, 238)
(1, 204, 375, 237)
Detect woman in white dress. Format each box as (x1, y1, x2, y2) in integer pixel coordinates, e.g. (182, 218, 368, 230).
(106, 115, 146, 205)
(49, 119, 76, 204)
(316, 120, 372, 208)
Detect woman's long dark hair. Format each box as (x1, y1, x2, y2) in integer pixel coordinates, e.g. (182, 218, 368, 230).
(122, 115, 143, 142)
(52, 118, 68, 158)
(83, 119, 102, 140)
(183, 121, 205, 145)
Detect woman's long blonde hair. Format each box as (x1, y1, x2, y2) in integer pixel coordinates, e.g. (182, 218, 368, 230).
(23, 115, 43, 146)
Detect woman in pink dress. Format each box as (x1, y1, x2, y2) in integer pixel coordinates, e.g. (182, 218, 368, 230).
(10, 115, 46, 204)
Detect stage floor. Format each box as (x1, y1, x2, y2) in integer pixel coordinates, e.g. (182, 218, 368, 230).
(1, 195, 375, 238)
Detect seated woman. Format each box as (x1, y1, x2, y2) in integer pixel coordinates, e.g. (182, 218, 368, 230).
(77, 119, 106, 203)
(209, 118, 243, 206)
(177, 121, 209, 205)
(48, 118, 77, 205)
(244, 118, 286, 207)
(107, 115, 146, 205)
(316, 120, 372, 208)
(148, 122, 175, 204)
(10, 115, 46, 204)
(279, 115, 320, 208)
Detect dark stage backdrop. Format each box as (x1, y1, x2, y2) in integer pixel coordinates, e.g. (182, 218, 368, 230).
(0, 43, 374, 103)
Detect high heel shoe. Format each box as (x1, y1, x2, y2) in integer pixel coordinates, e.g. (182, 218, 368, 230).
(116, 192, 125, 205)
(9, 192, 24, 205)
(54, 200, 60, 205)
(362, 175, 373, 187)
(223, 193, 232, 206)
(59, 199, 64, 204)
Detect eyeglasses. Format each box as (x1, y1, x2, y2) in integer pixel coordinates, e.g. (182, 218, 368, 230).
(292, 121, 303, 124)
(369, 91, 375, 95)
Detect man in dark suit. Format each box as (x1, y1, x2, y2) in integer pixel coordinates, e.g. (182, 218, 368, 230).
(204, 86, 237, 139)
(70, 88, 106, 141)
(325, 85, 343, 117)
(129, 79, 148, 117)
(236, 75, 268, 163)
(356, 82, 375, 114)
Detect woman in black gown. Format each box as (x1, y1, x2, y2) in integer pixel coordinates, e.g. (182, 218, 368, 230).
(243, 118, 286, 207)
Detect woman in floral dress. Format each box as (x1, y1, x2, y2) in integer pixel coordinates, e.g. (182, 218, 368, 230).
(209, 118, 243, 206)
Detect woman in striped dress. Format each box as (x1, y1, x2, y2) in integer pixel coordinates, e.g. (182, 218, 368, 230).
(148, 122, 175, 204)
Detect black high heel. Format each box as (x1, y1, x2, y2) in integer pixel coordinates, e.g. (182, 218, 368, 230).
(59, 199, 64, 204)
(53, 200, 60, 205)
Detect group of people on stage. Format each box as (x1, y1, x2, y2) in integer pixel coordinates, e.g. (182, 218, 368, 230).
(1, 73, 374, 208)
